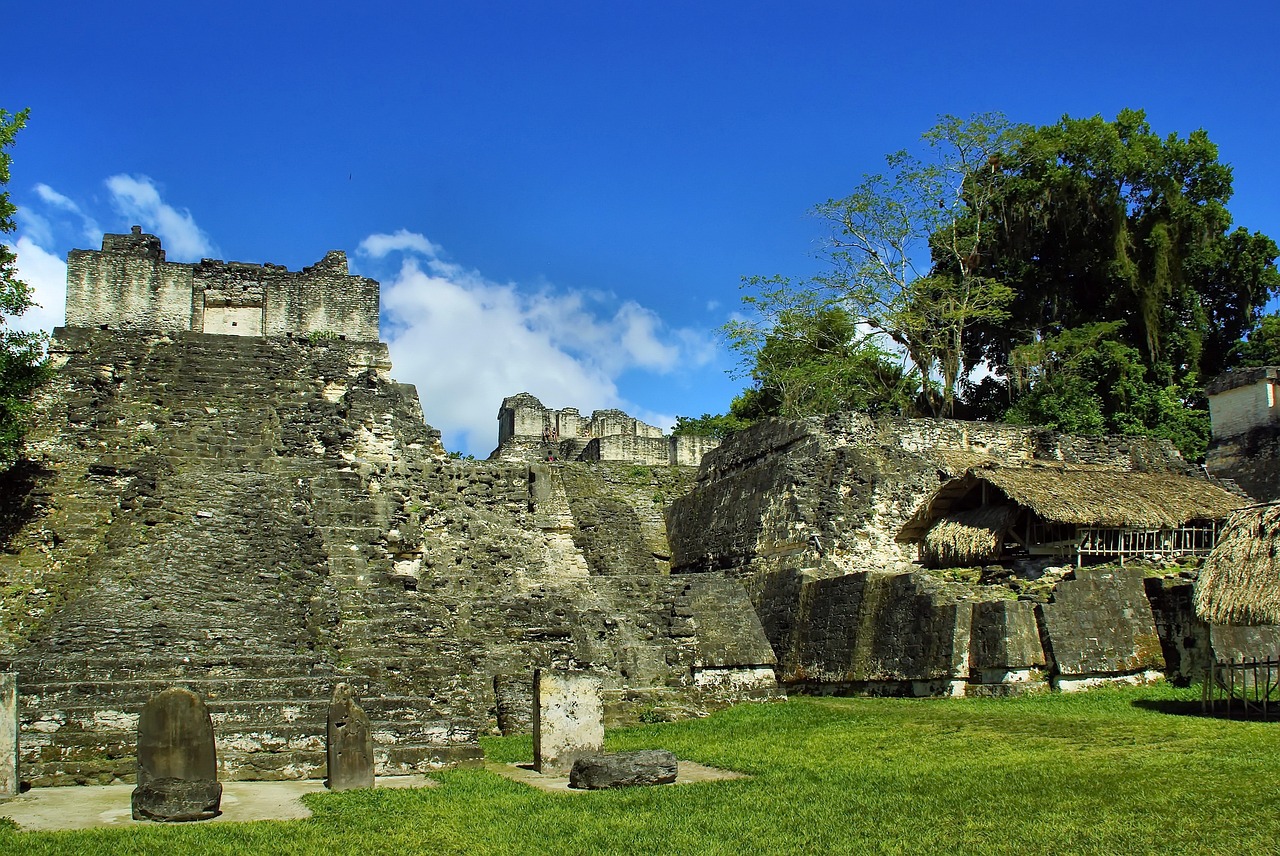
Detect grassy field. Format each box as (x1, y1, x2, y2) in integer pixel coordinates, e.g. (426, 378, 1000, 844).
(2, 683, 1277, 855)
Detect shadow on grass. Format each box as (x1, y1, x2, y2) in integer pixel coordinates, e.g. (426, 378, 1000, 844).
(1131, 698, 1280, 722)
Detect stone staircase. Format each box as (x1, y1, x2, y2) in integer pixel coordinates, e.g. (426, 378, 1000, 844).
(1, 329, 480, 786)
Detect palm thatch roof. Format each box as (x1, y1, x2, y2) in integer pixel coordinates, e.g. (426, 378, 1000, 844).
(920, 504, 1019, 569)
(899, 464, 1246, 543)
(1194, 504, 1280, 626)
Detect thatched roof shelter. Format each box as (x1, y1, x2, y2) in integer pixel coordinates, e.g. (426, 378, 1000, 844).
(920, 504, 1019, 568)
(899, 464, 1246, 543)
(1194, 504, 1280, 626)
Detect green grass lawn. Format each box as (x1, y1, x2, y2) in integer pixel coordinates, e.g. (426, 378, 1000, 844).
(3, 683, 1277, 855)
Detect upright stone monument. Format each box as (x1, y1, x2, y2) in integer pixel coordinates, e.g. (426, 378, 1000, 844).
(532, 669, 604, 774)
(0, 673, 16, 797)
(326, 683, 374, 791)
(131, 688, 222, 822)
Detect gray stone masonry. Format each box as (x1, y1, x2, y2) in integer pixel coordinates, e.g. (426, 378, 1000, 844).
(1037, 568, 1164, 691)
(491, 392, 720, 467)
(65, 228, 380, 341)
(668, 414, 1221, 696)
(0, 673, 15, 796)
(533, 670, 604, 775)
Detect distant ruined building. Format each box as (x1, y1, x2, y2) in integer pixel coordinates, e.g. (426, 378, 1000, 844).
(490, 393, 719, 466)
(0, 228, 1275, 793)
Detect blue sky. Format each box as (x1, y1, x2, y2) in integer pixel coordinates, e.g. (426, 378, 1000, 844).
(7, 2, 1280, 456)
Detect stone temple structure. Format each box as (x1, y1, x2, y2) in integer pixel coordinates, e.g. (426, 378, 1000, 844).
(0, 228, 1275, 790)
(490, 393, 719, 467)
(65, 227, 379, 341)
(0, 231, 776, 787)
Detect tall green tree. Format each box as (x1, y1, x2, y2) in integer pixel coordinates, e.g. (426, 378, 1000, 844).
(0, 108, 48, 462)
(811, 113, 1021, 416)
(963, 109, 1280, 397)
(722, 278, 915, 420)
(955, 109, 1280, 458)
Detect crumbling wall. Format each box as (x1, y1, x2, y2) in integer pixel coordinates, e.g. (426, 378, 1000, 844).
(668, 414, 1208, 696)
(65, 229, 380, 341)
(491, 392, 720, 467)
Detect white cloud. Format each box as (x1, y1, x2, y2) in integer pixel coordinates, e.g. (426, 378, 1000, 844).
(34, 183, 100, 242)
(358, 229, 441, 260)
(5, 236, 67, 333)
(366, 231, 711, 456)
(105, 175, 216, 261)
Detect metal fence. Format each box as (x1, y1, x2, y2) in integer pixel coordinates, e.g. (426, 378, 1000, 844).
(1202, 658, 1280, 719)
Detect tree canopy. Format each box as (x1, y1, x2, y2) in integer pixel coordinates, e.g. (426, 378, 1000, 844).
(687, 110, 1280, 461)
(0, 107, 48, 462)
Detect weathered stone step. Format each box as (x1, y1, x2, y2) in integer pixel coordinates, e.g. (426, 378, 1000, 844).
(20, 708, 467, 743)
(0, 653, 341, 683)
(14, 675, 381, 706)
(22, 739, 482, 787)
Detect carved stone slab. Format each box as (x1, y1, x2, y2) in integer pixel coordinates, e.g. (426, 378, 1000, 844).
(0, 673, 16, 796)
(569, 750, 678, 789)
(131, 687, 222, 821)
(532, 669, 603, 774)
(327, 683, 374, 791)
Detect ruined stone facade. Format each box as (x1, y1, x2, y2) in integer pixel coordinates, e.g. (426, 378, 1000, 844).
(1206, 366, 1280, 501)
(65, 229, 380, 341)
(666, 415, 1250, 695)
(0, 245, 775, 789)
(490, 393, 719, 467)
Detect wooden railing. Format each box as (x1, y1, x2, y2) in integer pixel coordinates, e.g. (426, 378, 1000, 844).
(1202, 658, 1280, 719)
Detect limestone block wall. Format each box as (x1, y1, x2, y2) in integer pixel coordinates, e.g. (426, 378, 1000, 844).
(671, 434, 720, 467)
(668, 413, 1220, 696)
(1207, 368, 1280, 438)
(581, 435, 671, 465)
(0, 330, 776, 785)
(65, 229, 380, 341)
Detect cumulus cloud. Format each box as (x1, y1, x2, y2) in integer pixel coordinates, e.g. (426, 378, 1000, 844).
(35, 183, 100, 242)
(105, 175, 216, 261)
(364, 231, 711, 456)
(5, 236, 67, 333)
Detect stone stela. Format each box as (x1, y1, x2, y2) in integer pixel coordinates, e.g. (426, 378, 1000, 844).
(131, 688, 222, 822)
(532, 670, 604, 775)
(327, 683, 375, 791)
(0, 673, 16, 797)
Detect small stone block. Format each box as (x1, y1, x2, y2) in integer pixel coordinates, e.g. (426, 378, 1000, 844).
(569, 750, 679, 790)
(327, 682, 374, 791)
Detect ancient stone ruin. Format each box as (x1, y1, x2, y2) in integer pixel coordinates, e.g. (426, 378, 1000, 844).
(1206, 367, 1280, 502)
(326, 683, 374, 791)
(0, 228, 1275, 793)
(0, 673, 15, 797)
(666, 414, 1270, 695)
(0, 230, 777, 789)
(490, 392, 719, 466)
(65, 227, 380, 341)
(569, 749, 678, 790)
(532, 669, 604, 775)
